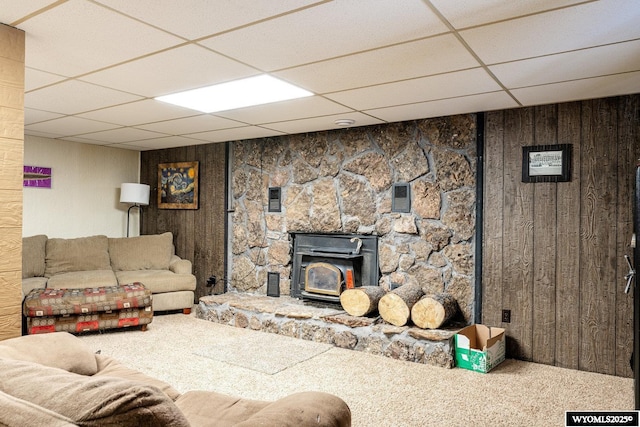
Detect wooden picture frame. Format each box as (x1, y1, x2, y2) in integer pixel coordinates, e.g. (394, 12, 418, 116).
(522, 144, 572, 183)
(158, 161, 199, 209)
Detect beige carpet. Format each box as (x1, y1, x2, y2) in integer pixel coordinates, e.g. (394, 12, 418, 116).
(78, 310, 634, 427)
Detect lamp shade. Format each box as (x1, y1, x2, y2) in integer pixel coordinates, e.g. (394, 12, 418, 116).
(120, 183, 150, 205)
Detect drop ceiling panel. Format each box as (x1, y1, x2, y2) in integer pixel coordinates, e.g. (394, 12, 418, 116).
(25, 115, 120, 136)
(326, 68, 501, 111)
(0, 1, 59, 24)
(114, 135, 207, 151)
(365, 91, 518, 122)
(200, 0, 448, 71)
(77, 99, 197, 127)
(264, 112, 384, 135)
(75, 127, 168, 144)
(94, 0, 325, 40)
(18, 0, 183, 76)
(490, 40, 640, 89)
(187, 126, 285, 143)
(511, 71, 640, 106)
(460, 0, 640, 65)
(137, 114, 245, 135)
(274, 34, 480, 94)
(25, 80, 142, 115)
(25, 68, 67, 91)
(24, 108, 63, 125)
(79, 44, 259, 98)
(429, 0, 587, 29)
(215, 96, 353, 125)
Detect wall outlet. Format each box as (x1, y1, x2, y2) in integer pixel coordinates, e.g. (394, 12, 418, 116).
(502, 309, 511, 323)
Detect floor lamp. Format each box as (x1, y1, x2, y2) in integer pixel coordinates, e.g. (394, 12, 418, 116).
(120, 183, 150, 237)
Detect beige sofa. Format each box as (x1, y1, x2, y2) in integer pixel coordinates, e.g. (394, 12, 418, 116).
(0, 332, 351, 426)
(22, 232, 196, 313)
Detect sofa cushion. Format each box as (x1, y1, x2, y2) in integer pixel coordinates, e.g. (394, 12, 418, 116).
(115, 270, 196, 293)
(0, 358, 190, 427)
(109, 232, 174, 271)
(0, 390, 76, 427)
(46, 269, 118, 289)
(45, 235, 111, 278)
(22, 234, 47, 278)
(95, 355, 182, 401)
(0, 332, 98, 375)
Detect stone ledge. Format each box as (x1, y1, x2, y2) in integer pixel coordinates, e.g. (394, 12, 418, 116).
(196, 293, 462, 368)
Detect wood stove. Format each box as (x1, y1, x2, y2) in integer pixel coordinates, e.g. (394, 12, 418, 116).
(291, 233, 379, 304)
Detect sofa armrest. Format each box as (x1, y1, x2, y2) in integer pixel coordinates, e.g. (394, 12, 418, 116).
(235, 391, 351, 427)
(169, 255, 192, 275)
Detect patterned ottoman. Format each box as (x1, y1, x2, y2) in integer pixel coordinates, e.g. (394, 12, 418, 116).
(23, 283, 153, 334)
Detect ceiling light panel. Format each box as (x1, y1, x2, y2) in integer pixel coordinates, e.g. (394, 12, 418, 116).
(156, 75, 313, 113)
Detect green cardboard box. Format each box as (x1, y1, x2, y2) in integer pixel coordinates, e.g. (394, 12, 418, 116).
(455, 324, 506, 373)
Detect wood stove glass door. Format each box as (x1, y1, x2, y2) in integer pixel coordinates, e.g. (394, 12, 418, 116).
(305, 262, 342, 296)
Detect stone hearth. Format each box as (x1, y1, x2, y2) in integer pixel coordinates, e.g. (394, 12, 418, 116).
(196, 293, 461, 368)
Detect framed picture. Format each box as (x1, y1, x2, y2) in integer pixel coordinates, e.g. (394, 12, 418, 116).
(522, 144, 572, 183)
(158, 161, 199, 209)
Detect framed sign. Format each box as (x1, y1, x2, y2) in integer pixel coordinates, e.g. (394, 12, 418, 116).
(522, 144, 572, 183)
(158, 161, 199, 209)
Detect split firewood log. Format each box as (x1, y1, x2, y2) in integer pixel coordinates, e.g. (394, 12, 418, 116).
(378, 284, 424, 326)
(410, 293, 458, 329)
(340, 286, 386, 317)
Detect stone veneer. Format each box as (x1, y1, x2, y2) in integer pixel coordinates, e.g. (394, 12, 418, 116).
(230, 114, 477, 322)
(197, 293, 458, 368)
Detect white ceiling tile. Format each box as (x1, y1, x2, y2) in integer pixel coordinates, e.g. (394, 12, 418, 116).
(75, 127, 169, 144)
(18, 0, 183, 76)
(275, 34, 480, 94)
(25, 80, 142, 115)
(137, 114, 245, 135)
(326, 68, 500, 111)
(0, 1, 59, 24)
(77, 99, 197, 126)
(491, 40, 640, 89)
(80, 44, 259, 98)
(25, 116, 120, 136)
(511, 71, 640, 106)
(264, 112, 384, 135)
(200, 0, 447, 71)
(113, 135, 208, 151)
(188, 126, 285, 143)
(461, 0, 640, 65)
(429, 0, 586, 29)
(94, 0, 325, 40)
(365, 92, 519, 122)
(24, 108, 63, 125)
(24, 129, 66, 139)
(215, 96, 353, 125)
(25, 68, 67, 91)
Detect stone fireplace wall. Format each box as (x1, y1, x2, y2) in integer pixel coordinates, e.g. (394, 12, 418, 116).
(230, 114, 477, 322)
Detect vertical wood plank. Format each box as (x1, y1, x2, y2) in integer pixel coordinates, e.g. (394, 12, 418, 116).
(615, 95, 640, 377)
(579, 98, 618, 375)
(532, 104, 558, 365)
(482, 111, 505, 327)
(555, 101, 582, 370)
(502, 107, 535, 360)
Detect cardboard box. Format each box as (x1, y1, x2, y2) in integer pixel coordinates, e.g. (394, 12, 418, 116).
(455, 324, 506, 373)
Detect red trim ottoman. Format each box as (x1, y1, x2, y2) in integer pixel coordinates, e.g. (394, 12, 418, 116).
(23, 283, 153, 334)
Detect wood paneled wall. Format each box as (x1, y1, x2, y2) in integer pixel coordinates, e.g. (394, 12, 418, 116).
(483, 95, 640, 377)
(140, 143, 227, 300)
(0, 24, 25, 340)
